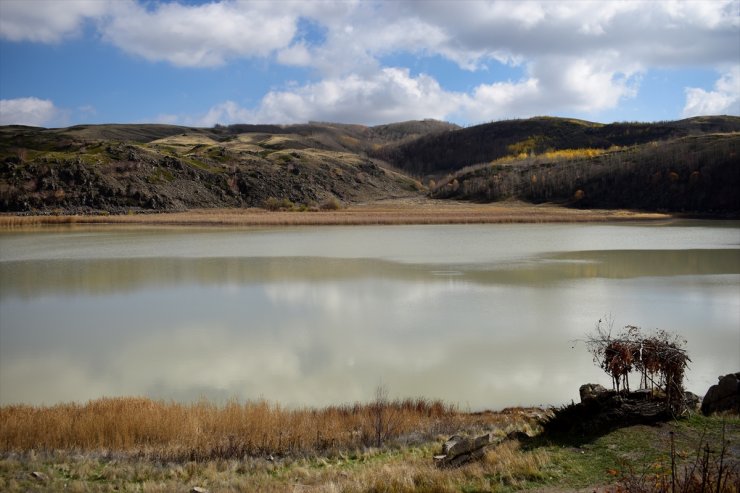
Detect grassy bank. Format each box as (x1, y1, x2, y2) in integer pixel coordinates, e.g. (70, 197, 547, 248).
(1, 397, 737, 492)
(0, 397, 535, 462)
(0, 199, 670, 228)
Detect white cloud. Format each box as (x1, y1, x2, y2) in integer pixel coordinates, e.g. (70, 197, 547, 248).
(3, 1, 737, 123)
(276, 43, 313, 67)
(194, 67, 458, 126)
(0, 0, 110, 43)
(250, 68, 463, 125)
(189, 56, 643, 126)
(683, 68, 740, 117)
(462, 55, 639, 122)
(0, 97, 58, 126)
(101, 1, 299, 67)
(197, 101, 252, 127)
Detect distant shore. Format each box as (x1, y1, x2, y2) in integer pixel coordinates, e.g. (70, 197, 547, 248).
(0, 198, 672, 228)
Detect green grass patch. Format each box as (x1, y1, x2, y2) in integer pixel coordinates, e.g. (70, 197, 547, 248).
(146, 167, 175, 184)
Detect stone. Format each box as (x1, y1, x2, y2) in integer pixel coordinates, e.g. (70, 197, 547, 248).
(579, 383, 608, 402)
(683, 391, 702, 412)
(701, 372, 740, 415)
(435, 433, 493, 468)
(30, 471, 48, 481)
(190, 487, 209, 493)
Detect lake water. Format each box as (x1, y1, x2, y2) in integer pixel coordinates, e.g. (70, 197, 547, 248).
(1, 221, 738, 409)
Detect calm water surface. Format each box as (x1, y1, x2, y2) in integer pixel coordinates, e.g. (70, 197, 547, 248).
(1, 221, 739, 409)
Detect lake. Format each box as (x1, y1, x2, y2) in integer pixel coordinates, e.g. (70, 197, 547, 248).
(1, 221, 738, 410)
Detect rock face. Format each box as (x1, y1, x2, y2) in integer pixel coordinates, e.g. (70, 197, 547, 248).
(701, 372, 740, 415)
(579, 383, 608, 402)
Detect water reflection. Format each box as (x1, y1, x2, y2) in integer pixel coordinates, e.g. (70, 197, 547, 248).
(1, 224, 739, 409)
(2, 249, 738, 298)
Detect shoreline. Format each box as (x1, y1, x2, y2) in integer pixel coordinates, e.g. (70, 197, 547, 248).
(0, 199, 674, 228)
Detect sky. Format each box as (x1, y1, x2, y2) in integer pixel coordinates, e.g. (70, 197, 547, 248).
(0, 0, 738, 128)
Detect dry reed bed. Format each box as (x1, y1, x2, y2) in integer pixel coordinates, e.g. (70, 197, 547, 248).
(0, 202, 669, 228)
(0, 398, 535, 462)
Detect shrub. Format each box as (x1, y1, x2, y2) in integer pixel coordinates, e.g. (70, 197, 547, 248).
(263, 197, 295, 211)
(319, 197, 341, 210)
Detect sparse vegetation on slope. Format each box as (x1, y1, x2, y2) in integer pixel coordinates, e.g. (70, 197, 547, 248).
(0, 121, 444, 213)
(375, 115, 740, 176)
(431, 133, 740, 213)
(1, 116, 738, 215)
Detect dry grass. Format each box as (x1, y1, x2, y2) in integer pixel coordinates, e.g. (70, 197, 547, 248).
(0, 441, 551, 493)
(0, 397, 539, 463)
(0, 199, 669, 229)
(0, 398, 547, 492)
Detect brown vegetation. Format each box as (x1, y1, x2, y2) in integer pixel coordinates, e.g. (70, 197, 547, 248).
(0, 198, 669, 229)
(0, 397, 540, 464)
(586, 321, 690, 412)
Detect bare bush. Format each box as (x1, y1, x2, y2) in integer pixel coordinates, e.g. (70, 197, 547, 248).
(586, 318, 690, 412)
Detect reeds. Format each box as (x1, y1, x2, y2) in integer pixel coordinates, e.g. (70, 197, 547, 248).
(0, 200, 668, 228)
(0, 397, 531, 462)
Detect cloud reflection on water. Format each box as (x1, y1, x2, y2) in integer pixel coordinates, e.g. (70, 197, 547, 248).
(1, 225, 738, 409)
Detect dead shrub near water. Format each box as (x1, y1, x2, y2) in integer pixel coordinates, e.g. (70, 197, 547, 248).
(586, 319, 690, 412)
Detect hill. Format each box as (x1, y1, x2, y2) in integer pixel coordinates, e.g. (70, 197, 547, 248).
(374, 115, 740, 176)
(431, 132, 740, 213)
(0, 121, 457, 213)
(0, 116, 738, 215)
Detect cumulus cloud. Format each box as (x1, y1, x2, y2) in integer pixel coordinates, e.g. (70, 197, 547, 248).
(101, 1, 300, 67)
(462, 55, 639, 121)
(197, 101, 253, 127)
(2, 1, 737, 123)
(0, 97, 58, 126)
(683, 68, 740, 117)
(0, 0, 110, 43)
(249, 68, 463, 125)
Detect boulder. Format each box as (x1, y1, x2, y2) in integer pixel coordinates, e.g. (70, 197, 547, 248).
(683, 391, 702, 412)
(701, 372, 740, 415)
(435, 433, 493, 468)
(579, 383, 608, 402)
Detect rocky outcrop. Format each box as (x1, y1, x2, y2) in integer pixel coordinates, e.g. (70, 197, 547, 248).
(579, 383, 608, 402)
(0, 129, 423, 213)
(701, 372, 740, 415)
(434, 433, 493, 468)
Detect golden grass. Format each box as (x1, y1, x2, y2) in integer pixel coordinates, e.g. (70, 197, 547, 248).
(0, 399, 548, 492)
(0, 199, 670, 229)
(0, 397, 538, 463)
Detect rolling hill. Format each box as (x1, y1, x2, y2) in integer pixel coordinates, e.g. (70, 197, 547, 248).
(0, 116, 737, 215)
(0, 121, 456, 213)
(430, 132, 740, 213)
(373, 115, 740, 176)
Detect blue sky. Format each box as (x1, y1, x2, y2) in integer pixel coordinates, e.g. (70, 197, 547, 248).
(0, 0, 738, 128)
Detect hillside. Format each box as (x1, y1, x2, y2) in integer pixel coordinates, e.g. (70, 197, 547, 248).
(374, 115, 740, 176)
(0, 121, 458, 213)
(431, 132, 740, 213)
(0, 116, 738, 215)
